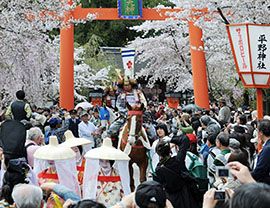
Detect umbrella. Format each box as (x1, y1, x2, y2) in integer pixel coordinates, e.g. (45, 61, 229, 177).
(182, 104, 202, 112)
(75, 102, 93, 110)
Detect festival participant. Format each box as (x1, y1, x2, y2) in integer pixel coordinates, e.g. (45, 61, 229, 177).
(34, 136, 80, 208)
(115, 78, 147, 114)
(83, 138, 130, 207)
(61, 130, 92, 186)
(107, 77, 147, 146)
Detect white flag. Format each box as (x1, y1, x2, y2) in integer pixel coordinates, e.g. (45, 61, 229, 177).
(121, 48, 135, 79)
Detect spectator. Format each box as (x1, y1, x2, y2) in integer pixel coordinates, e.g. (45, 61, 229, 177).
(218, 98, 231, 127)
(154, 135, 199, 208)
(205, 133, 221, 186)
(230, 183, 270, 208)
(252, 119, 270, 185)
(5, 90, 32, 121)
(44, 117, 69, 144)
(0, 158, 30, 206)
(12, 184, 43, 208)
(68, 110, 80, 137)
(209, 132, 231, 176)
(198, 115, 221, 144)
(64, 200, 106, 208)
(25, 127, 44, 167)
(151, 123, 172, 171)
(135, 181, 170, 208)
(78, 111, 97, 150)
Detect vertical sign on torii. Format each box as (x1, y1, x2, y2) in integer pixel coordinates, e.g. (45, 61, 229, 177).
(60, 1, 210, 110)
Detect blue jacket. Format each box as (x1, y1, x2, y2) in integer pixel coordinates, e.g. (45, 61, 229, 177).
(252, 139, 270, 185)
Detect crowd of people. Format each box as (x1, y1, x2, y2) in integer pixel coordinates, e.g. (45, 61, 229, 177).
(0, 87, 270, 208)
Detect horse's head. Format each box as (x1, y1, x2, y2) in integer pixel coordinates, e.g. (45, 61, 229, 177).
(126, 103, 144, 145)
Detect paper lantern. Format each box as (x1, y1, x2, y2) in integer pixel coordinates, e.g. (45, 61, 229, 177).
(227, 24, 270, 88)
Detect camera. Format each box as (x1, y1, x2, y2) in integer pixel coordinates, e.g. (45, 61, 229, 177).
(214, 190, 226, 201)
(216, 167, 230, 178)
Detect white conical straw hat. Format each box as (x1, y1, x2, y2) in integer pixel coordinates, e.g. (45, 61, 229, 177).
(34, 136, 75, 160)
(60, 130, 92, 148)
(85, 138, 130, 161)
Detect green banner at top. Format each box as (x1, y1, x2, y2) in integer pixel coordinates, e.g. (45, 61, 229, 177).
(118, 0, 143, 19)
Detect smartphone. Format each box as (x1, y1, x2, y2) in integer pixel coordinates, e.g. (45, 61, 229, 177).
(214, 190, 226, 201)
(216, 167, 230, 178)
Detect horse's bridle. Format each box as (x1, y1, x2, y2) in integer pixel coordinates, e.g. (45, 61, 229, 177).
(125, 110, 144, 146)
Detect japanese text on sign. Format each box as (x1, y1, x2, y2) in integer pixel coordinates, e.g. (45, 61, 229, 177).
(236, 28, 248, 70)
(257, 34, 267, 70)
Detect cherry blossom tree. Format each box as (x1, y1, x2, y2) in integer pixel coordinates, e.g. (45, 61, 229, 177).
(130, 1, 270, 102)
(0, 0, 77, 107)
(74, 47, 110, 101)
(0, 0, 96, 107)
(129, 18, 192, 92)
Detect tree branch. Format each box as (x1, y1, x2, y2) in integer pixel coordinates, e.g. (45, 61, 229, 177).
(217, 7, 230, 25)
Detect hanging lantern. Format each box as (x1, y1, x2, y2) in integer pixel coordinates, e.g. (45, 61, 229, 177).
(227, 23, 270, 119)
(118, 0, 143, 19)
(226, 24, 270, 88)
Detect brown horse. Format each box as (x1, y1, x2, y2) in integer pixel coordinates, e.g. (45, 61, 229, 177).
(118, 103, 150, 191)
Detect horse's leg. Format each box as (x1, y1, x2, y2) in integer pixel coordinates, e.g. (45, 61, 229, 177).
(129, 161, 135, 191)
(139, 157, 148, 183)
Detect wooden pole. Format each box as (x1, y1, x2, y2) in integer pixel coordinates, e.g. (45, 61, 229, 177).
(256, 88, 264, 120)
(60, 24, 74, 110)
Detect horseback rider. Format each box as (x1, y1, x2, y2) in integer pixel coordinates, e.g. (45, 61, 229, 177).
(107, 78, 147, 145)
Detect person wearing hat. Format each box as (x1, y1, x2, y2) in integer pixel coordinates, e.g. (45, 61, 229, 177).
(61, 130, 92, 186)
(34, 136, 80, 207)
(78, 110, 97, 150)
(44, 116, 69, 144)
(116, 78, 147, 114)
(68, 109, 81, 138)
(112, 180, 173, 208)
(83, 138, 131, 207)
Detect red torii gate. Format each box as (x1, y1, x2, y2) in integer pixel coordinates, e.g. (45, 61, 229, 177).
(60, 5, 210, 110)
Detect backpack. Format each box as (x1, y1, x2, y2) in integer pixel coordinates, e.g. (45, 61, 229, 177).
(186, 152, 209, 193)
(44, 129, 55, 144)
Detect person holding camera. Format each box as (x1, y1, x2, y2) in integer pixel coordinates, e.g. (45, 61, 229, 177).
(202, 161, 270, 208)
(153, 134, 200, 208)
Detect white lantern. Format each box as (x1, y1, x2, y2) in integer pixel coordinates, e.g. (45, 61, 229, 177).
(227, 24, 270, 88)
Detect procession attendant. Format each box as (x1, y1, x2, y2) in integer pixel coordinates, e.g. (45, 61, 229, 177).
(33, 136, 80, 208)
(60, 130, 92, 185)
(83, 138, 131, 207)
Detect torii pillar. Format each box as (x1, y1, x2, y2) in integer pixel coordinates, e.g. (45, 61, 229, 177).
(59, 7, 210, 110)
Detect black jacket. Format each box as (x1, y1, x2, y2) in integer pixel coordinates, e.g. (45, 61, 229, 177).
(153, 135, 199, 208)
(68, 118, 80, 137)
